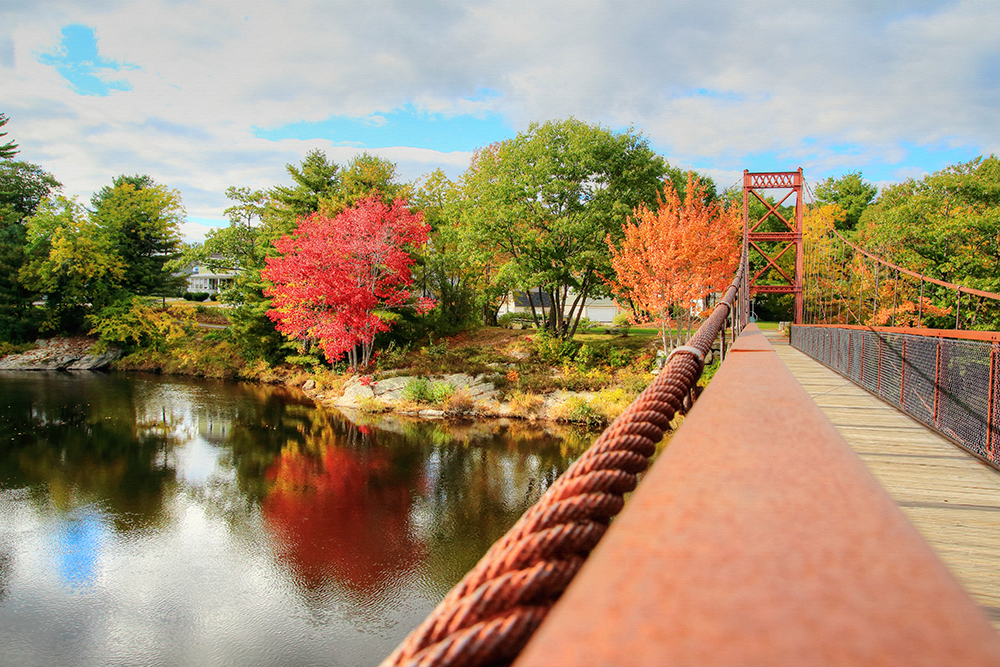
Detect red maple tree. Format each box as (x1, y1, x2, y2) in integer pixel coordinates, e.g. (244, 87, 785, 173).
(262, 195, 433, 368)
(607, 174, 740, 354)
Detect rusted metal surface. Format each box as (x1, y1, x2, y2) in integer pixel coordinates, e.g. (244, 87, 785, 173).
(744, 169, 804, 323)
(514, 325, 1000, 667)
(379, 261, 749, 667)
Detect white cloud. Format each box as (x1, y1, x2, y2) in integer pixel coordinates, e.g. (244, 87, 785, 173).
(1, 0, 998, 222)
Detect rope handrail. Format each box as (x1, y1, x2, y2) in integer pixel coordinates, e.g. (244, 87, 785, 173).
(379, 253, 748, 667)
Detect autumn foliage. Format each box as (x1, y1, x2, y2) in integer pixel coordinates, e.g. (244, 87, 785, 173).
(607, 174, 740, 353)
(262, 195, 433, 369)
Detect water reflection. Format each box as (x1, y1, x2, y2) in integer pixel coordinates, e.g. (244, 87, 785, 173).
(0, 372, 594, 666)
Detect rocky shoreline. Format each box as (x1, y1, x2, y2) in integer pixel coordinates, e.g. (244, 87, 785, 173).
(0, 338, 634, 426)
(0, 338, 121, 371)
(299, 371, 600, 423)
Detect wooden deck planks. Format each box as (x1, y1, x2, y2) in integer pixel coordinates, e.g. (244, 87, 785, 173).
(764, 330, 1000, 627)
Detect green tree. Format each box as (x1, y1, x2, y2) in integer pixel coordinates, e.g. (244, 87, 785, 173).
(456, 119, 669, 338)
(268, 149, 340, 232)
(814, 172, 877, 231)
(90, 175, 186, 298)
(0, 113, 18, 160)
(405, 169, 480, 336)
(857, 155, 1000, 328)
(321, 152, 412, 217)
(20, 196, 125, 332)
(0, 161, 61, 340)
(180, 186, 285, 361)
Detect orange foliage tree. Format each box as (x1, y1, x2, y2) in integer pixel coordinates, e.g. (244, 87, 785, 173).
(606, 174, 740, 355)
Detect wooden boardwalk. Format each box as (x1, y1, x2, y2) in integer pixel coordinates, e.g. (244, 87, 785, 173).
(764, 329, 1000, 627)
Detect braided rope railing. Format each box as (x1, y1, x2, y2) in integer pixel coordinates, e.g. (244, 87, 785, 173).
(380, 261, 747, 667)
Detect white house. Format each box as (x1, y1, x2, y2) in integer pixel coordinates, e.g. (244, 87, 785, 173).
(500, 289, 625, 324)
(186, 267, 236, 295)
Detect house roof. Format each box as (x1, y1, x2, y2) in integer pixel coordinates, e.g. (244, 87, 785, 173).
(513, 290, 553, 308)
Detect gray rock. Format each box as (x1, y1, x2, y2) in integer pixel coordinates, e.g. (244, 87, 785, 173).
(372, 376, 411, 400)
(0, 338, 121, 371)
(418, 409, 445, 418)
(301, 379, 316, 391)
(335, 377, 375, 406)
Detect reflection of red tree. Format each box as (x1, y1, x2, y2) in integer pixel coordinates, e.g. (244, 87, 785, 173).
(262, 442, 422, 597)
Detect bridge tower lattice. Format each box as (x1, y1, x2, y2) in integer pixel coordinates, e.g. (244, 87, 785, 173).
(743, 169, 804, 324)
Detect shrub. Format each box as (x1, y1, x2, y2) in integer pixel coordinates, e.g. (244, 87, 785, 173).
(616, 368, 653, 394)
(89, 296, 194, 352)
(444, 389, 475, 414)
(606, 347, 634, 368)
(612, 311, 632, 336)
(0, 341, 36, 357)
(183, 291, 211, 302)
(508, 391, 544, 418)
(530, 331, 579, 364)
(356, 396, 390, 413)
(402, 376, 432, 403)
(498, 312, 536, 328)
(551, 396, 603, 426)
(429, 380, 454, 405)
(375, 341, 410, 370)
(589, 388, 636, 423)
(420, 337, 449, 358)
(559, 365, 611, 391)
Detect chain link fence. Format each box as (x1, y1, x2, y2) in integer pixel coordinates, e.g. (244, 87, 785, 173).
(790, 325, 1000, 468)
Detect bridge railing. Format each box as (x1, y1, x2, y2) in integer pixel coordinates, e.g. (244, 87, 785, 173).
(791, 324, 1000, 468)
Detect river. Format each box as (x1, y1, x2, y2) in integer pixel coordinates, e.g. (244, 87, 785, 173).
(0, 372, 595, 667)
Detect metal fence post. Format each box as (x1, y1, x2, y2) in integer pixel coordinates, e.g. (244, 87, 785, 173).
(989, 344, 998, 460)
(934, 340, 942, 428)
(900, 338, 907, 407)
(877, 334, 883, 396)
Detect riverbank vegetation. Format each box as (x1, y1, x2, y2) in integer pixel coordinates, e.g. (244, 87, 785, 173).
(3, 109, 998, 421)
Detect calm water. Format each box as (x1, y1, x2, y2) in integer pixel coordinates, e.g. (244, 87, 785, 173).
(0, 372, 594, 667)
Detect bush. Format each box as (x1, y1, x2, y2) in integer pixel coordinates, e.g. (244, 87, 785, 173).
(402, 377, 432, 403)
(508, 391, 544, 418)
(375, 341, 410, 370)
(589, 388, 636, 423)
(559, 364, 612, 391)
(529, 331, 579, 364)
(444, 389, 475, 414)
(420, 338, 449, 359)
(89, 297, 194, 352)
(616, 368, 653, 393)
(551, 396, 604, 426)
(0, 341, 36, 357)
(498, 312, 536, 328)
(357, 396, 390, 413)
(612, 311, 632, 335)
(183, 291, 211, 302)
(429, 380, 454, 405)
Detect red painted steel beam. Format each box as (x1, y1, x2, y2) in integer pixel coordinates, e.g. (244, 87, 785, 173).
(514, 325, 1000, 667)
(750, 232, 797, 242)
(744, 169, 804, 324)
(753, 284, 796, 294)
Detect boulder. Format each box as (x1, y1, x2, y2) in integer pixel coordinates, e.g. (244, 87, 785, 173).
(0, 338, 121, 371)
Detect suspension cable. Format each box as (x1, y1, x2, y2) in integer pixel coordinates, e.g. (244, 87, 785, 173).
(380, 253, 749, 667)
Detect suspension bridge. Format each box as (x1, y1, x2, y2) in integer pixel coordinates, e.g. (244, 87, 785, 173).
(380, 171, 1000, 666)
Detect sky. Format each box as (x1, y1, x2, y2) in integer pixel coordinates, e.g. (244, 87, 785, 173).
(2, 0, 998, 242)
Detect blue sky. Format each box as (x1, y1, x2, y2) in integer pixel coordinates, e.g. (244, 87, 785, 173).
(2, 0, 998, 241)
